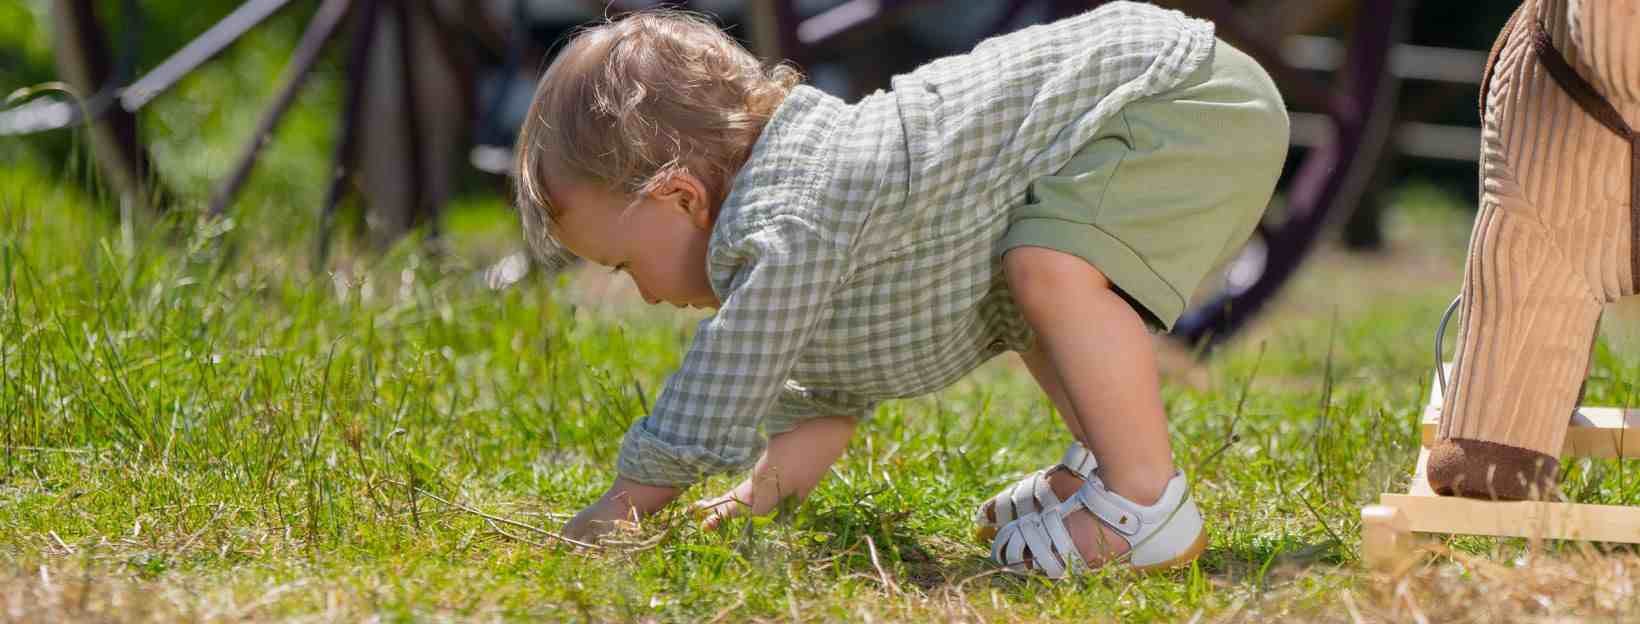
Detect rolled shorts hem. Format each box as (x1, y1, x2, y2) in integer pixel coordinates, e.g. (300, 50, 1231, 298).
(999, 217, 1186, 331)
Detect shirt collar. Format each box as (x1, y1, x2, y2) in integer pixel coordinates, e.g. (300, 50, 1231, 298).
(712, 85, 846, 242)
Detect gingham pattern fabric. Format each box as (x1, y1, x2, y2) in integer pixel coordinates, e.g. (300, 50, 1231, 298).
(617, 1, 1215, 487)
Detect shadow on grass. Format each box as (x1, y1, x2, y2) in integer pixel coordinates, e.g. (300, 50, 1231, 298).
(763, 494, 1350, 594)
(1204, 535, 1347, 586)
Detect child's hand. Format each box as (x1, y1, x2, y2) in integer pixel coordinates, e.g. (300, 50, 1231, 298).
(561, 497, 633, 542)
(690, 415, 857, 530)
(691, 485, 746, 531)
(562, 477, 681, 542)
(692, 477, 773, 531)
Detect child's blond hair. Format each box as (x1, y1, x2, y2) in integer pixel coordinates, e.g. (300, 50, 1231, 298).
(514, 10, 800, 262)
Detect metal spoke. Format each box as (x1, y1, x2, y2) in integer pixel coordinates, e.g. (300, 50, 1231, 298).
(119, 0, 295, 112)
(316, 0, 382, 271)
(392, 0, 432, 240)
(207, 0, 352, 218)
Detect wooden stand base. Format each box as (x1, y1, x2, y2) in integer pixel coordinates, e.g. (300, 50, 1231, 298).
(1362, 368, 1640, 568)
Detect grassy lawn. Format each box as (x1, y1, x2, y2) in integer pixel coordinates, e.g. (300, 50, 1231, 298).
(9, 4, 1640, 622)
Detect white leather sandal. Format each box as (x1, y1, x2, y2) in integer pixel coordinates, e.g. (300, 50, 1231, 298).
(973, 441, 1101, 542)
(990, 470, 1207, 578)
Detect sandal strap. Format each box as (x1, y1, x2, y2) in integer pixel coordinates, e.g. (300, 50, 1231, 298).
(1039, 509, 1085, 575)
(991, 506, 1084, 579)
(992, 477, 1027, 526)
(1020, 515, 1066, 577)
(1059, 441, 1099, 481)
(1069, 479, 1142, 538)
(988, 469, 1058, 526)
(992, 471, 1206, 575)
(976, 441, 1096, 531)
(993, 517, 1033, 572)
(1066, 471, 1205, 568)
(1010, 474, 1045, 520)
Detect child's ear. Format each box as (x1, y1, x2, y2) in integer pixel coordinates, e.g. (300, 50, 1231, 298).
(652, 172, 713, 231)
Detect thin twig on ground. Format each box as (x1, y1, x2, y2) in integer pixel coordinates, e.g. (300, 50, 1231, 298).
(1, 446, 92, 454)
(174, 503, 231, 554)
(1196, 341, 1266, 475)
(706, 595, 746, 624)
(410, 486, 600, 550)
(486, 518, 548, 548)
(47, 531, 72, 554)
(866, 535, 900, 595)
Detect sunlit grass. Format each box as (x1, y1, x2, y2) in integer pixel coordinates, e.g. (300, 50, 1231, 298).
(9, 7, 1640, 621)
(9, 141, 1640, 620)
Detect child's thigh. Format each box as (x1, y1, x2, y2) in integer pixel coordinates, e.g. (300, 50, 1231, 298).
(1001, 39, 1289, 330)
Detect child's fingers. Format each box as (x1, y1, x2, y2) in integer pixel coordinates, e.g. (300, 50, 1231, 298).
(689, 496, 727, 515)
(692, 495, 745, 530)
(697, 501, 730, 531)
(701, 509, 725, 531)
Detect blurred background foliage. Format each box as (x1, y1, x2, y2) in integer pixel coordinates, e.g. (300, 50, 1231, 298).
(1, 0, 1523, 268)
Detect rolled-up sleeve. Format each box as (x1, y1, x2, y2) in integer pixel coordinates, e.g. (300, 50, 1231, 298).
(764, 381, 879, 436)
(616, 218, 848, 487)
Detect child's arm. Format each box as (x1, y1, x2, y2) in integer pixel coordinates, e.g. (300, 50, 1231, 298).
(693, 415, 856, 529)
(596, 224, 851, 507)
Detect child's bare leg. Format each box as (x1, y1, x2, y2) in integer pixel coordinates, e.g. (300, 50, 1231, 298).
(1019, 348, 1086, 442)
(1003, 246, 1178, 563)
(693, 415, 856, 529)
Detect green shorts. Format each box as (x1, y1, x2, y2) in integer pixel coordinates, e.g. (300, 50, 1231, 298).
(1000, 38, 1290, 330)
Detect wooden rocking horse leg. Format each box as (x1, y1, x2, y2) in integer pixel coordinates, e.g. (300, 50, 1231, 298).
(1429, 205, 1602, 500)
(1429, 0, 1640, 501)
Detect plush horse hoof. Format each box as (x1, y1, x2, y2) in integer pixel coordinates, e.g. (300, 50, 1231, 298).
(1427, 438, 1559, 501)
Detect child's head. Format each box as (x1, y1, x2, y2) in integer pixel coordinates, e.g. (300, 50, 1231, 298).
(514, 9, 799, 308)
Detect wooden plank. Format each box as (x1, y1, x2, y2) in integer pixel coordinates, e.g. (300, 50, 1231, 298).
(1420, 364, 1640, 459)
(1419, 367, 1443, 446)
(1563, 408, 1640, 458)
(1280, 35, 1488, 84)
(1392, 365, 1640, 545)
(1379, 492, 1640, 543)
(1421, 406, 1640, 458)
(1288, 113, 1480, 162)
(1406, 447, 1435, 496)
(1361, 505, 1413, 570)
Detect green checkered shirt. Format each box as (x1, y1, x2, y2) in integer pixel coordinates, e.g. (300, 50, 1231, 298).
(617, 1, 1216, 486)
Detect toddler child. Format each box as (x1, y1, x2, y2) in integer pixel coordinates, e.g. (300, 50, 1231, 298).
(515, 1, 1287, 576)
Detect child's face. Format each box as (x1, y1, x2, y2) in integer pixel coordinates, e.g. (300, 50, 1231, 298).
(546, 176, 720, 309)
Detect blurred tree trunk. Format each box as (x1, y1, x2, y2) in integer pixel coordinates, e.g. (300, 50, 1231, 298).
(357, 0, 472, 249)
(51, 0, 165, 214)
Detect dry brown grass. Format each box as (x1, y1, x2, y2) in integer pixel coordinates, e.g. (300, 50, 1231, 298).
(2, 564, 285, 623)
(1211, 543, 1640, 623)
(9, 541, 1640, 623)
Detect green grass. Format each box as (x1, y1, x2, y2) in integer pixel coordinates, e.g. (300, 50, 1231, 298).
(9, 160, 1640, 622)
(0, 162, 1347, 623)
(9, 6, 1640, 620)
